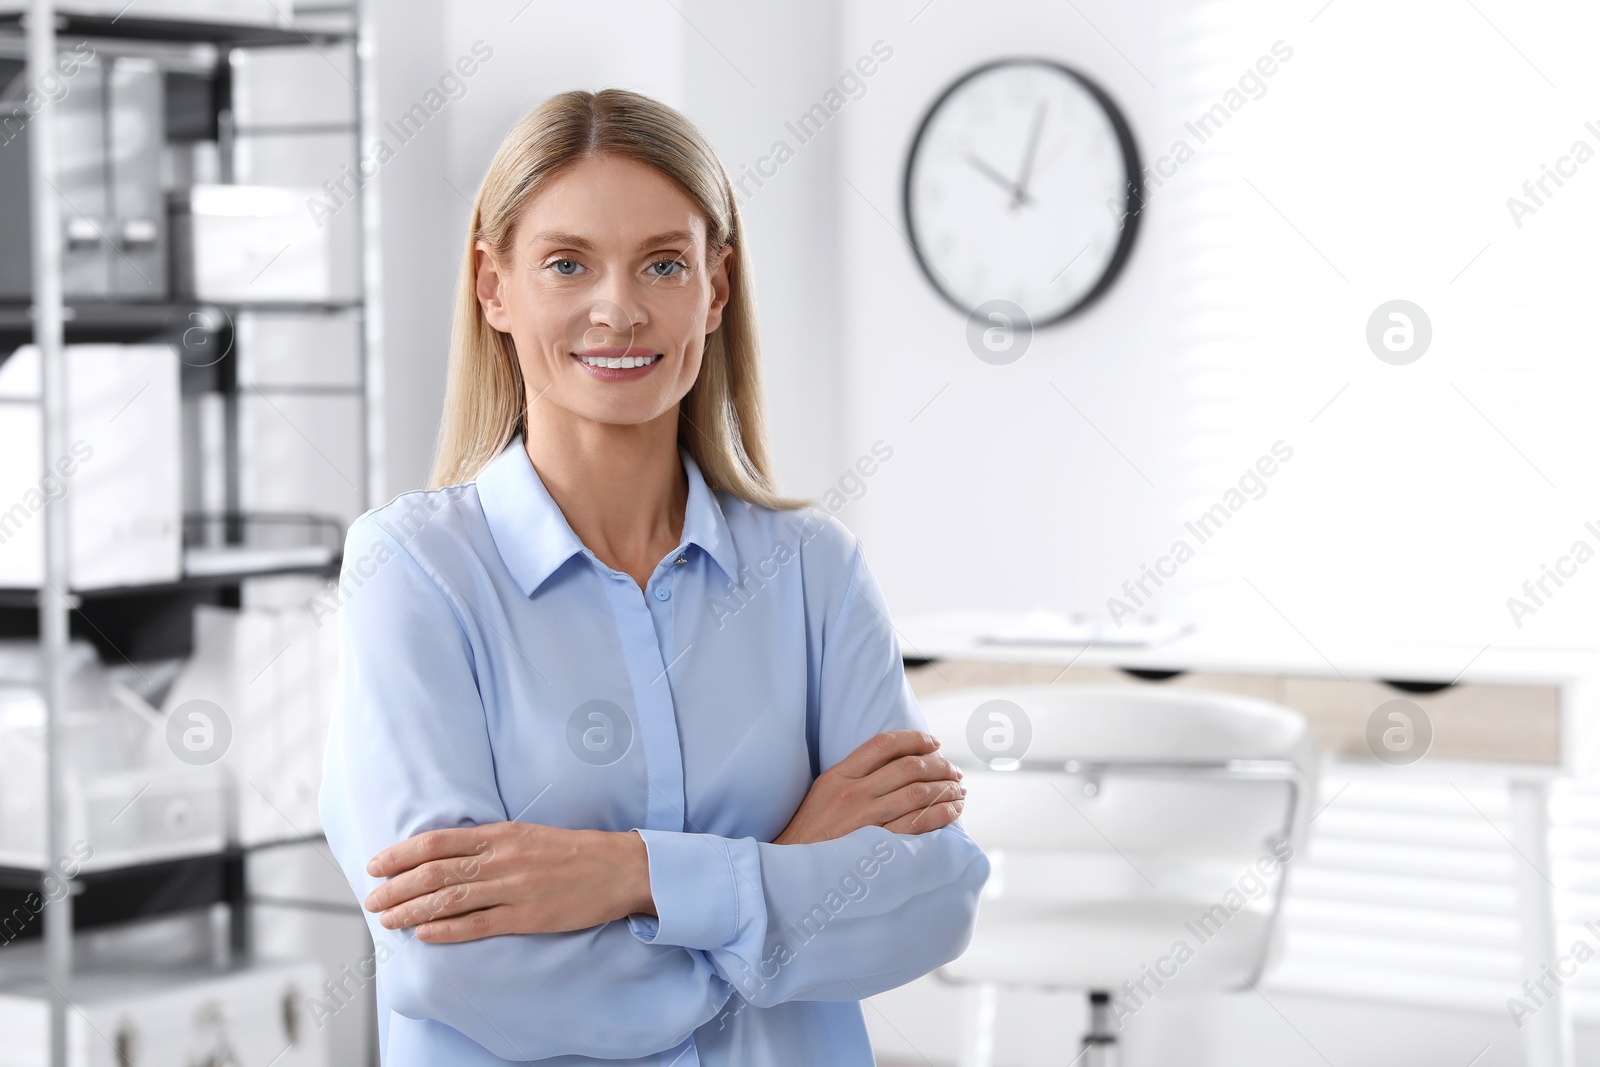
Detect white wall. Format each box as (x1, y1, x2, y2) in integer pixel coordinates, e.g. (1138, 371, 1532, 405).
(833, 0, 1189, 619)
(678, 0, 848, 496)
(369, 0, 454, 497)
(441, 0, 685, 181)
(828, 0, 1600, 650)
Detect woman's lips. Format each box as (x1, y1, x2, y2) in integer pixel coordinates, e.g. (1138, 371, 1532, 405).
(572, 347, 663, 382)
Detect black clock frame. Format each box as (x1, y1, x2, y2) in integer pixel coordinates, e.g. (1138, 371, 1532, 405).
(901, 56, 1145, 328)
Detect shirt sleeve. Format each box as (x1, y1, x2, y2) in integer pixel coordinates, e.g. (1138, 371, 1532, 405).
(625, 540, 991, 1006)
(318, 514, 731, 1062)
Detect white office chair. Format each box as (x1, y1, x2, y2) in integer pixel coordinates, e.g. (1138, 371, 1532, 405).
(921, 684, 1320, 1067)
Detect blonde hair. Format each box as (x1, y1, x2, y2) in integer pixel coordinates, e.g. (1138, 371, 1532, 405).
(428, 88, 805, 511)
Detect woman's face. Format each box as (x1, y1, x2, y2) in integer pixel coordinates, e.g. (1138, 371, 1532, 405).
(475, 153, 732, 429)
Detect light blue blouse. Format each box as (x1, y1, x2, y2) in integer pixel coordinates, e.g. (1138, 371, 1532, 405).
(318, 435, 990, 1066)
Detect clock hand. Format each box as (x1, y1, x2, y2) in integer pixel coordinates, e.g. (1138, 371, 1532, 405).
(1011, 101, 1048, 210)
(965, 152, 1032, 206)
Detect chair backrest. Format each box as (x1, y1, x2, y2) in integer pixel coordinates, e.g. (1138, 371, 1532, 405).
(922, 685, 1320, 864)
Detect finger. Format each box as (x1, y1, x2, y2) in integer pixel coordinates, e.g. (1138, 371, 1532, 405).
(380, 878, 477, 929)
(876, 778, 965, 828)
(884, 799, 964, 836)
(830, 729, 941, 780)
(367, 824, 498, 878)
(414, 905, 514, 944)
(865, 751, 963, 798)
(365, 853, 491, 913)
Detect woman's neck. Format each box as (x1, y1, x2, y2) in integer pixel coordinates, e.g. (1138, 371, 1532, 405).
(521, 406, 687, 591)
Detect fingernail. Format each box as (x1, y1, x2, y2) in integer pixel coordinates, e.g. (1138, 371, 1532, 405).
(366, 861, 380, 876)
(958, 785, 967, 797)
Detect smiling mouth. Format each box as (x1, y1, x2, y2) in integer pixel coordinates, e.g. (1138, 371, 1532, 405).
(573, 347, 662, 369)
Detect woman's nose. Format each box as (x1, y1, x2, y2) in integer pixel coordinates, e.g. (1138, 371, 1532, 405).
(593, 267, 650, 323)
(570, 295, 643, 352)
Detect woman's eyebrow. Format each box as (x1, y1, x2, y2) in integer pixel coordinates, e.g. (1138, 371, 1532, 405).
(530, 229, 696, 252)
(528, 230, 592, 249)
(636, 229, 696, 250)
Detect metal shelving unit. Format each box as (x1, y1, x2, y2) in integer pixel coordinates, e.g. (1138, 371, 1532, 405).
(0, 510, 346, 659)
(4, 3, 382, 1063)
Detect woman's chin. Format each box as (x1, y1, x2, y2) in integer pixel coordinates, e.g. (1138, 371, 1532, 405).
(566, 396, 679, 429)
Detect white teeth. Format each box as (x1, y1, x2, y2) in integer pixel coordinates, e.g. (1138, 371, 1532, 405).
(579, 353, 658, 369)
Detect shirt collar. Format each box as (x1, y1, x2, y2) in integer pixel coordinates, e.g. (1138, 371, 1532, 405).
(476, 434, 740, 597)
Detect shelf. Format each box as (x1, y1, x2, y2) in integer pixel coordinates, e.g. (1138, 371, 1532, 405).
(0, 553, 342, 660)
(0, 298, 363, 344)
(0, 851, 241, 936)
(0, 834, 333, 943)
(0, 513, 344, 658)
(0, 556, 343, 607)
(5, 4, 377, 1052)
(0, 8, 355, 47)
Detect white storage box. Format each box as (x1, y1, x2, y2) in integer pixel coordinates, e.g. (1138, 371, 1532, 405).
(0, 640, 227, 871)
(171, 184, 331, 302)
(162, 604, 340, 847)
(232, 45, 354, 128)
(240, 391, 364, 526)
(237, 309, 361, 388)
(0, 344, 182, 590)
(0, 749, 227, 873)
(0, 953, 326, 1067)
(0, 1, 294, 26)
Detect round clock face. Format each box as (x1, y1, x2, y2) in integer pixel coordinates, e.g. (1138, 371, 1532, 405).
(903, 58, 1142, 327)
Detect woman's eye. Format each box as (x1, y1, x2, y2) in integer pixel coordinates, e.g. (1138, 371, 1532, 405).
(648, 258, 686, 279)
(550, 259, 583, 276)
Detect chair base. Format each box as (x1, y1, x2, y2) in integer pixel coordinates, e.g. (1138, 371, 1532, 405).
(955, 986, 1120, 1067)
(1079, 991, 1119, 1067)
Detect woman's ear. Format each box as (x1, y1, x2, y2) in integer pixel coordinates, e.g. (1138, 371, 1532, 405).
(704, 243, 734, 335)
(474, 240, 514, 333)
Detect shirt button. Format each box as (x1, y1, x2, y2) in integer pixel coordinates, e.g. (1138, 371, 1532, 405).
(654, 586, 671, 601)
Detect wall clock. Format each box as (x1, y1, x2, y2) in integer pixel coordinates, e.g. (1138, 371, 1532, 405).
(902, 57, 1143, 328)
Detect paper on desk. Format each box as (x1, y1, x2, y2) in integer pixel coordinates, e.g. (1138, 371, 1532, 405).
(977, 609, 1193, 649)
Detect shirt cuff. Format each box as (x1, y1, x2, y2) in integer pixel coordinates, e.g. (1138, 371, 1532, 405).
(627, 829, 748, 951)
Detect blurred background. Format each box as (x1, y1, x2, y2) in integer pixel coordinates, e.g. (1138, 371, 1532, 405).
(1, 1, 1597, 1065)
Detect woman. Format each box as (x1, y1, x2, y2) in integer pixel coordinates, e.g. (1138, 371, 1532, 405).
(319, 88, 990, 1066)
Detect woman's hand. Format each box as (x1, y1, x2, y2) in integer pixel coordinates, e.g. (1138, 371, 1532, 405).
(363, 729, 964, 939)
(774, 729, 965, 845)
(362, 823, 653, 943)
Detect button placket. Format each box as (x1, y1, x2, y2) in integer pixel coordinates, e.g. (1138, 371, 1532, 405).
(596, 560, 687, 834)
(646, 550, 683, 695)
(648, 546, 690, 603)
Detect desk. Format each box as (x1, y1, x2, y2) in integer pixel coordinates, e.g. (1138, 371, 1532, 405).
(897, 610, 1600, 1067)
